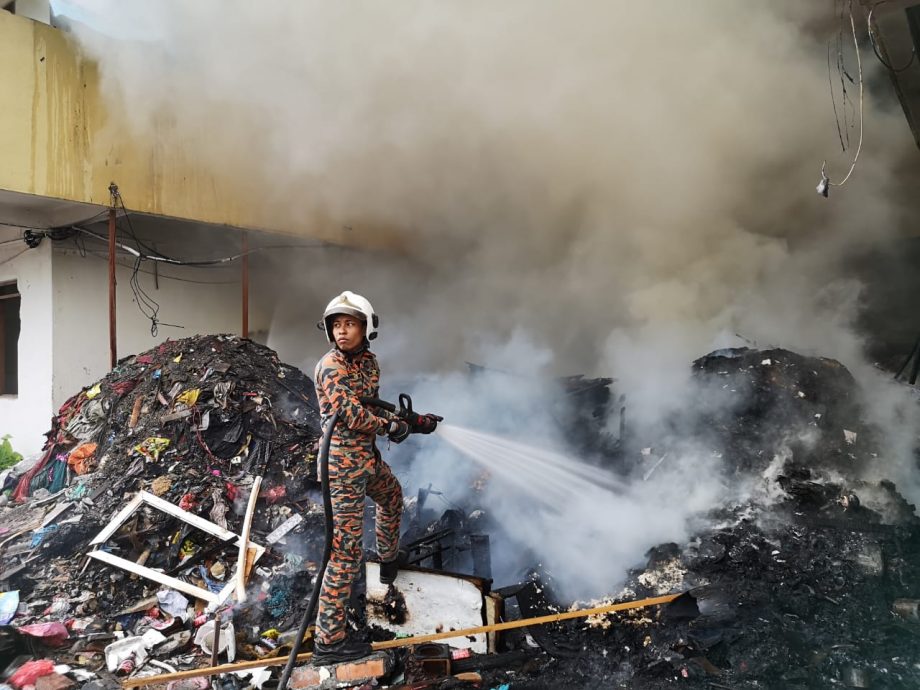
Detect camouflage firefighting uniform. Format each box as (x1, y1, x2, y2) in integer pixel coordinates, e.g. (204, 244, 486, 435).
(313, 345, 402, 645)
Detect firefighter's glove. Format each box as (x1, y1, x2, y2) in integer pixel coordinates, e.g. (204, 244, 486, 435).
(408, 413, 440, 434)
(387, 420, 411, 444)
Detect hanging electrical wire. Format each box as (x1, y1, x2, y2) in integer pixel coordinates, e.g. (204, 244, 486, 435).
(818, 2, 864, 197)
(2, 190, 327, 334)
(867, 1, 917, 73)
(70, 225, 324, 265)
(68, 248, 241, 285)
(0, 246, 29, 268)
(113, 189, 179, 261)
(827, 42, 847, 152)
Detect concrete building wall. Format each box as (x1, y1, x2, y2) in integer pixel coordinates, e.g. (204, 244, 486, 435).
(0, 10, 398, 251)
(0, 220, 274, 456)
(0, 232, 54, 458)
(50, 238, 269, 410)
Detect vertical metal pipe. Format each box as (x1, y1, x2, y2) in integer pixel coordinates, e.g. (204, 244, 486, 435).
(210, 615, 221, 668)
(108, 207, 117, 368)
(241, 230, 249, 339)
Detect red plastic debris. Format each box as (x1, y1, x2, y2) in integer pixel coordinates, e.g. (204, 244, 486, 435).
(17, 621, 70, 646)
(261, 485, 286, 503)
(111, 379, 138, 396)
(179, 493, 198, 512)
(9, 659, 56, 689)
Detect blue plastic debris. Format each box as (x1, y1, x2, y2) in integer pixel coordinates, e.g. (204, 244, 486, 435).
(30, 525, 59, 548)
(0, 591, 19, 625)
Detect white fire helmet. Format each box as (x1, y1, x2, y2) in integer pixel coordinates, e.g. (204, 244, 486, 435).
(322, 291, 379, 343)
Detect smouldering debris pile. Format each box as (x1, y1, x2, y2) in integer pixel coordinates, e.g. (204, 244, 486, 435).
(1, 345, 920, 690)
(0, 335, 325, 685)
(438, 348, 920, 689)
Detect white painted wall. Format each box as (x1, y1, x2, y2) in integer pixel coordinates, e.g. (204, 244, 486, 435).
(51, 241, 266, 409)
(0, 220, 274, 455)
(0, 232, 54, 458)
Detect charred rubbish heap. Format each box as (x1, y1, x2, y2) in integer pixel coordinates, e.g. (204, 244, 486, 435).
(0, 337, 919, 689)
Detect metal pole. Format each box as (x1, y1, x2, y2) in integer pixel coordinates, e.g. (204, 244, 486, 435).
(241, 230, 249, 339)
(108, 206, 117, 368)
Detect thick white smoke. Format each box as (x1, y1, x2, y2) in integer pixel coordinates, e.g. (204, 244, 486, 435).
(56, 1, 920, 597)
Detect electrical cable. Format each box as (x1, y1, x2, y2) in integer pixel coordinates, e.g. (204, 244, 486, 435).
(0, 247, 29, 268)
(72, 225, 323, 265)
(818, 4, 864, 196)
(0, 209, 109, 235)
(836, 0, 852, 150)
(73, 249, 241, 284)
(868, 2, 917, 73)
(113, 190, 179, 261)
(827, 42, 846, 152)
(73, 225, 246, 265)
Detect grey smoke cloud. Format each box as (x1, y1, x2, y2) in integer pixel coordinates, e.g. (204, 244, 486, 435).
(58, 1, 920, 595)
(59, 1, 913, 377)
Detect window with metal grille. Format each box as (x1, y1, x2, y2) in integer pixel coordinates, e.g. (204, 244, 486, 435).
(0, 281, 20, 396)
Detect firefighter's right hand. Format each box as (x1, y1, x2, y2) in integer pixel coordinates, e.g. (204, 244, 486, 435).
(387, 420, 411, 444)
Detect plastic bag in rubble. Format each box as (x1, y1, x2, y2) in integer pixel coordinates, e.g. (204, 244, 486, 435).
(17, 622, 70, 647)
(156, 589, 190, 620)
(0, 591, 18, 625)
(104, 629, 166, 672)
(194, 620, 236, 662)
(9, 660, 55, 689)
(31, 525, 59, 548)
(233, 668, 271, 689)
(134, 438, 170, 462)
(176, 389, 200, 407)
(66, 443, 97, 475)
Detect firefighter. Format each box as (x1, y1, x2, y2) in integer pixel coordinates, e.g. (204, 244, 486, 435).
(311, 291, 439, 665)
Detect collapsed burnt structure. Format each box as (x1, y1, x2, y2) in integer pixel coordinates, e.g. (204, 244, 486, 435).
(1, 340, 920, 689)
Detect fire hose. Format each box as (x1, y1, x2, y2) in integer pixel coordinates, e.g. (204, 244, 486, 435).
(277, 394, 440, 690)
(277, 409, 336, 690)
(123, 591, 688, 688)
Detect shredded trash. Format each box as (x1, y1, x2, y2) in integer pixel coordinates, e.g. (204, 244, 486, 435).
(1, 342, 920, 689)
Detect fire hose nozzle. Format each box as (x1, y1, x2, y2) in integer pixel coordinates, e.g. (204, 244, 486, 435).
(359, 394, 443, 423)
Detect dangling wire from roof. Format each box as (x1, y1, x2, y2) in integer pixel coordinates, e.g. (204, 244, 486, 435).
(867, 1, 917, 73)
(817, 2, 863, 197)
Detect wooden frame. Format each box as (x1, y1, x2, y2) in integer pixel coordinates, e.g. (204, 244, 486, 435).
(87, 491, 264, 606)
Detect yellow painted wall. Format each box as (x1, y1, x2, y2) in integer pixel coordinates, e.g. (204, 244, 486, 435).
(0, 11, 398, 249)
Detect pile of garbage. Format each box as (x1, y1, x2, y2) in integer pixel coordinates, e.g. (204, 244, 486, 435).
(0, 335, 324, 688)
(2, 343, 920, 690)
(428, 349, 920, 689)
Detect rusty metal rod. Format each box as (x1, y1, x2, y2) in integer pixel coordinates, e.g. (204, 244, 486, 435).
(241, 230, 249, 338)
(210, 616, 220, 668)
(108, 206, 117, 368)
(121, 592, 683, 688)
